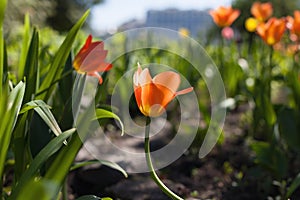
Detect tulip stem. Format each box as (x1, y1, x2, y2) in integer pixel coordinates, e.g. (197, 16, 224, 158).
(144, 117, 184, 200)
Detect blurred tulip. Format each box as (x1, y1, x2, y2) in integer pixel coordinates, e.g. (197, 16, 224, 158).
(209, 6, 240, 27)
(256, 18, 286, 46)
(251, 1, 273, 22)
(221, 27, 234, 40)
(245, 17, 259, 32)
(286, 11, 300, 41)
(133, 63, 193, 117)
(73, 35, 112, 84)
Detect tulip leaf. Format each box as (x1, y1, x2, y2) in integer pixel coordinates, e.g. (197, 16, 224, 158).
(9, 128, 75, 200)
(277, 107, 300, 152)
(23, 28, 39, 103)
(18, 14, 31, 80)
(0, 0, 6, 27)
(21, 100, 62, 138)
(75, 195, 102, 200)
(76, 196, 112, 200)
(0, 0, 6, 98)
(0, 82, 25, 182)
(70, 160, 128, 178)
(37, 10, 90, 101)
(95, 108, 124, 136)
(287, 172, 300, 198)
(15, 179, 58, 200)
(251, 141, 287, 179)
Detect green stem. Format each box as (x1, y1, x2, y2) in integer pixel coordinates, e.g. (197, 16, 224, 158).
(144, 117, 184, 200)
(35, 69, 73, 96)
(0, 175, 3, 200)
(62, 178, 68, 200)
(268, 46, 273, 96)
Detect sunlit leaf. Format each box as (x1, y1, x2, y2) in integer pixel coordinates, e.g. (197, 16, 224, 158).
(75, 195, 101, 200)
(0, 0, 7, 98)
(21, 100, 62, 138)
(71, 160, 128, 178)
(18, 14, 31, 80)
(0, 82, 25, 181)
(15, 179, 57, 200)
(95, 108, 124, 136)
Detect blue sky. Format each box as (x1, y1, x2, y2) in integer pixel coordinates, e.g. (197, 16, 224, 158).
(90, 0, 232, 33)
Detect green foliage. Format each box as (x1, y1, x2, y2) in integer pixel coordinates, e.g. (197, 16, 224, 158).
(0, 82, 25, 184)
(0, 6, 125, 200)
(37, 10, 90, 101)
(251, 141, 288, 179)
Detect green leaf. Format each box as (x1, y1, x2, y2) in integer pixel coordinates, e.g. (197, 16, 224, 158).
(13, 111, 30, 181)
(287, 172, 300, 197)
(95, 108, 124, 136)
(37, 10, 90, 101)
(277, 107, 300, 151)
(71, 160, 128, 178)
(251, 141, 287, 179)
(0, 0, 6, 26)
(0, 82, 25, 179)
(0, 0, 7, 101)
(9, 128, 75, 200)
(18, 14, 31, 80)
(262, 93, 276, 126)
(21, 100, 62, 138)
(23, 28, 39, 103)
(75, 195, 101, 200)
(15, 179, 58, 200)
(44, 133, 83, 199)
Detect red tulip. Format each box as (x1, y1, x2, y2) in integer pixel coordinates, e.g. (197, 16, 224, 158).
(251, 2, 273, 22)
(73, 35, 112, 84)
(133, 63, 193, 117)
(209, 6, 240, 27)
(256, 18, 286, 46)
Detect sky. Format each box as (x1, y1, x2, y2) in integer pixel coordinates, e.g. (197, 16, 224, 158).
(90, 0, 232, 33)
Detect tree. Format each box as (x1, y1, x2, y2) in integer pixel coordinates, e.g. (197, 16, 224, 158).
(4, 0, 104, 33)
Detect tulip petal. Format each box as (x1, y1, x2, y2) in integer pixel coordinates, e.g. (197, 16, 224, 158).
(139, 68, 152, 86)
(153, 71, 180, 93)
(87, 71, 103, 84)
(176, 87, 194, 96)
(133, 64, 142, 87)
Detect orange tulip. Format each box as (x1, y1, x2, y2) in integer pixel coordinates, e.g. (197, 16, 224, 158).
(256, 17, 286, 46)
(251, 2, 273, 22)
(73, 35, 112, 84)
(286, 11, 300, 40)
(133, 63, 193, 117)
(209, 6, 240, 27)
